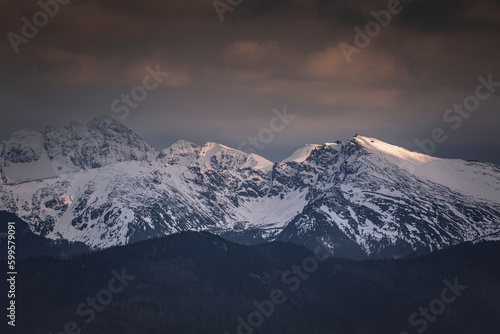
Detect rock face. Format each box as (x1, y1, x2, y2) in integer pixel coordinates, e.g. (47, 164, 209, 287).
(1, 116, 499, 258)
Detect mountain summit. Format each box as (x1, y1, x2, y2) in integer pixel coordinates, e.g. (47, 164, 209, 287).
(0, 116, 158, 183)
(1, 116, 499, 258)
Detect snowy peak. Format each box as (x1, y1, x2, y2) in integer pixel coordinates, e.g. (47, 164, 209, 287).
(345, 135, 500, 202)
(281, 140, 345, 165)
(0, 116, 158, 183)
(45, 115, 158, 165)
(169, 139, 200, 151)
(159, 140, 200, 166)
(87, 115, 125, 129)
(352, 135, 435, 165)
(288, 135, 435, 168)
(277, 135, 500, 203)
(282, 144, 321, 163)
(194, 142, 273, 171)
(1, 129, 45, 164)
(159, 140, 272, 171)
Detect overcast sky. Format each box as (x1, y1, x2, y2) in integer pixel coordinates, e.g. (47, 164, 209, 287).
(1, 0, 499, 163)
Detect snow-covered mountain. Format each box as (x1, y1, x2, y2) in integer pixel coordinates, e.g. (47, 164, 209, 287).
(274, 138, 500, 257)
(1, 116, 499, 258)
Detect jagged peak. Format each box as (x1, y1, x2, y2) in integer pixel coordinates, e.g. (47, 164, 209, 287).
(196, 141, 273, 171)
(282, 144, 321, 163)
(282, 140, 344, 164)
(10, 128, 43, 138)
(352, 135, 436, 164)
(1, 129, 43, 151)
(1, 128, 45, 164)
(159, 140, 200, 165)
(85, 115, 137, 135)
(199, 141, 250, 155)
(0, 116, 159, 183)
(42, 116, 130, 137)
(160, 140, 272, 171)
(166, 139, 200, 151)
(282, 135, 436, 166)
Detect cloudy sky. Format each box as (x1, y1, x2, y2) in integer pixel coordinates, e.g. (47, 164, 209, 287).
(1, 0, 499, 163)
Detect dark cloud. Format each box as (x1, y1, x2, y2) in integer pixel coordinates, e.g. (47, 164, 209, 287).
(399, 0, 500, 32)
(234, 0, 296, 17)
(399, 0, 466, 30)
(316, 0, 367, 26)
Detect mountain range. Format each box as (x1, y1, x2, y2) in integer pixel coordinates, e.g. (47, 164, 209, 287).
(1, 116, 499, 258)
